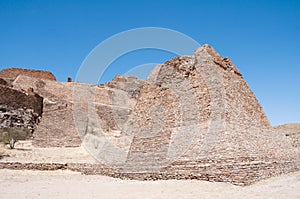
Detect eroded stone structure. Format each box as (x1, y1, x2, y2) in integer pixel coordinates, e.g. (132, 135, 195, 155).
(274, 124, 300, 148)
(1, 44, 299, 185)
(0, 84, 43, 134)
(0, 68, 56, 83)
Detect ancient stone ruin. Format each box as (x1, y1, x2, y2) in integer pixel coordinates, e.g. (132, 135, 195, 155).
(274, 124, 300, 148)
(0, 84, 43, 132)
(0, 68, 56, 84)
(0, 44, 299, 185)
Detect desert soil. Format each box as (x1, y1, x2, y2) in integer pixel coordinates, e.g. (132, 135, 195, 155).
(1, 140, 299, 199)
(0, 140, 96, 164)
(0, 169, 299, 199)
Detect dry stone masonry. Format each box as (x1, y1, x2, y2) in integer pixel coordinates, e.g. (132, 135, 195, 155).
(0, 44, 299, 185)
(0, 105, 40, 132)
(11, 75, 85, 147)
(0, 85, 43, 115)
(0, 68, 56, 83)
(274, 124, 300, 148)
(0, 84, 43, 136)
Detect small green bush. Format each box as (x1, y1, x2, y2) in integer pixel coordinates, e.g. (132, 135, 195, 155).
(0, 128, 31, 149)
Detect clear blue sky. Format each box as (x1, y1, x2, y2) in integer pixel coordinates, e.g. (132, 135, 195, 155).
(0, 0, 299, 126)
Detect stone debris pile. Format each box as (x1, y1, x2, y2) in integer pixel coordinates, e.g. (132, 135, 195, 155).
(0, 105, 40, 132)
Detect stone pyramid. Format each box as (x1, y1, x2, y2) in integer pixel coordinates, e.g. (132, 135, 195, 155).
(82, 44, 299, 185)
(4, 45, 299, 185)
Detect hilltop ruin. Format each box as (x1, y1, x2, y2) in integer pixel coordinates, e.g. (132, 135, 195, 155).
(0, 44, 299, 185)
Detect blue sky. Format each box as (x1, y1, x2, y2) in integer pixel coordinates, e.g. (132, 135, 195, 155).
(0, 0, 299, 126)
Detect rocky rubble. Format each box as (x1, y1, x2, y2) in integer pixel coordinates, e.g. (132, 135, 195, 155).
(0, 105, 40, 132)
(0, 84, 43, 135)
(0, 85, 43, 115)
(0, 78, 8, 86)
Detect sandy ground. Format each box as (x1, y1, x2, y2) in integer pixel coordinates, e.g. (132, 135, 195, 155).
(0, 169, 299, 199)
(0, 140, 96, 164)
(1, 141, 300, 198)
